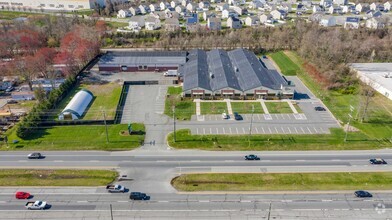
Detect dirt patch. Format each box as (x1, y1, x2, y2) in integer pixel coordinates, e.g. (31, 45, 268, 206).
(303, 62, 329, 88)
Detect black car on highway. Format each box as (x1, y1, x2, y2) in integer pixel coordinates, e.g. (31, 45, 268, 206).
(355, 190, 372, 198)
(244, 154, 260, 160)
(369, 158, 387, 164)
(130, 192, 150, 200)
(27, 153, 43, 159)
(234, 112, 243, 121)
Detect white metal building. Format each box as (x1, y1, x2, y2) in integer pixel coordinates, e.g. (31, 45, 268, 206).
(0, 0, 125, 11)
(351, 63, 392, 101)
(59, 89, 94, 120)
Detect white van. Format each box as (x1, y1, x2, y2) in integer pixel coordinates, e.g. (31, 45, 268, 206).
(164, 70, 178, 77)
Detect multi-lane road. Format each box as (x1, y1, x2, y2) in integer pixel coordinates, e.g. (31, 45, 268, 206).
(1, 150, 392, 219)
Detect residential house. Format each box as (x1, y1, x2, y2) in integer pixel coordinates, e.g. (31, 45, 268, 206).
(175, 5, 186, 14)
(181, 0, 189, 7)
(320, 0, 332, 7)
(232, 6, 247, 16)
(165, 17, 180, 31)
(149, 4, 161, 12)
(249, 0, 263, 9)
(333, 0, 348, 6)
(301, 0, 312, 7)
(328, 5, 335, 14)
(369, 3, 384, 11)
(207, 17, 222, 30)
(279, 3, 292, 12)
(211, 0, 221, 3)
(170, 0, 180, 8)
(139, 5, 150, 14)
(319, 15, 336, 26)
(356, 3, 370, 12)
(151, 11, 166, 20)
(160, 1, 171, 10)
(186, 13, 200, 32)
(296, 4, 308, 12)
(384, 2, 391, 11)
(264, 3, 277, 11)
(203, 11, 216, 21)
(344, 17, 360, 29)
(341, 5, 350, 13)
(129, 7, 141, 16)
(370, 3, 377, 11)
(245, 16, 259, 26)
(117, 9, 131, 18)
(287, 0, 297, 3)
(186, 2, 198, 12)
(165, 11, 180, 19)
(367, 10, 383, 18)
(271, 10, 287, 20)
(259, 14, 273, 23)
(227, 16, 242, 28)
(222, 9, 238, 18)
(215, 3, 229, 11)
(199, 1, 210, 9)
(145, 16, 161, 30)
(313, 5, 323, 13)
(366, 17, 387, 28)
(128, 16, 145, 30)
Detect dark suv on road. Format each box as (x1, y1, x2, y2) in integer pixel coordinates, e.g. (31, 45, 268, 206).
(130, 192, 150, 200)
(369, 158, 387, 164)
(355, 190, 372, 198)
(234, 112, 243, 120)
(27, 153, 43, 159)
(314, 106, 326, 111)
(244, 154, 260, 160)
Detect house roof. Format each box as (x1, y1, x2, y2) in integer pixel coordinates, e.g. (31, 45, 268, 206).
(346, 17, 359, 22)
(183, 49, 211, 91)
(98, 51, 187, 66)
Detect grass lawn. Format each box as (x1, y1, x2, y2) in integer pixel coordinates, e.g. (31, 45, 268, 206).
(265, 102, 293, 114)
(164, 87, 195, 120)
(0, 169, 117, 186)
(284, 51, 392, 140)
(269, 51, 300, 76)
(201, 102, 228, 115)
(3, 123, 145, 151)
(0, 11, 41, 20)
(107, 21, 128, 28)
(231, 102, 264, 114)
(172, 172, 392, 191)
(168, 128, 388, 151)
(53, 83, 121, 120)
(293, 103, 303, 113)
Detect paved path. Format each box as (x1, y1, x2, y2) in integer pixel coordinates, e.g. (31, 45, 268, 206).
(259, 100, 269, 114)
(287, 100, 299, 114)
(225, 99, 233, 115)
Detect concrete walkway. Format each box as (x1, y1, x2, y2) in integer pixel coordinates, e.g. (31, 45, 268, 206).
(259, 100, 269, 114)
(287, 100, 299, 114)
(194, 99, 201, 116)
(225, 99, 233, 115)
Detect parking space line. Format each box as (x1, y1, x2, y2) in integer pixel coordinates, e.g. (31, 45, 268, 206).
(287, 127, 292, 134)
(274, 127, 278, 133)
(255, 127, 259, 133)
(236, 127, 239, 134)
(300, 127, 305, 134)
(257, 115, 261, 120)
(216, 128, 219, 134)
(229, 127, 232, 134)
(281, 127, 285, 134)
(203, 128, 206, 135)
(222, 127, 226, 134)
(286, 114, 291, 119)
(313, 127, 318, 133)
(261, 127, 265, 134)
(242, 127, 246, 134)
(268, 127, 272, 134)
(210, 128, 212, 134)
(294, 127, 298, 134)
(196, 128, 199, 134)
(307, 127, 312, 134)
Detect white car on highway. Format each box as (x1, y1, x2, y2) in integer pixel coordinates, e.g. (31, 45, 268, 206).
(25, 201, 47, 210)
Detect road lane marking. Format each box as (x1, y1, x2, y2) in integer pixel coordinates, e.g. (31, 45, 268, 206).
(296, 160, 305, 162)
(190, 160, 200, 162)
(54, 160, 64, 162)
(158, 201, 169, 203)
(156, 160, 166, 162)
(322, 200, 332, 202)
(117, 201, 129, 203)
(77, 201, 88, 203)
(281, 200, 292, 202)
(241, 200, 251, 203)
(89, 160, 99, 162)
(18, 160, 27, 162)
(199, 200, 210, 203)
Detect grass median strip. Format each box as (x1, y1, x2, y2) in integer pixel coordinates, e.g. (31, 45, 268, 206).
(172, 172, 392, 191)
(0, 169, 117, 186)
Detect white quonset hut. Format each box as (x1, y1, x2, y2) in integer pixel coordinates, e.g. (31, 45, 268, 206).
(58, 89, 94, 120)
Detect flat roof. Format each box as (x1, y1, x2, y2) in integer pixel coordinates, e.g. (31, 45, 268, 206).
(98, 51, 187, 66)
(351, 63, 392, 94)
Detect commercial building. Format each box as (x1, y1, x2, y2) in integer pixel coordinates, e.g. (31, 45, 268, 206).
(98, 51, 187, 72)
(351, 63, 392, 101)
(0, 0, 125, 11)
(58, 89, 93, 120)
(180, 49, 294, 99)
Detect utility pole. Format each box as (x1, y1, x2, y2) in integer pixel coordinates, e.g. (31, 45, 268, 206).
(344, 105, 354, 142)
(102, 110, 109, 143)
(172, 105, 176, 142)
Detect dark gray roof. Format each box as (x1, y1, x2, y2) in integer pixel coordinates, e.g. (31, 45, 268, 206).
(99, 51, 187, 66)
(207, 49, 241, 91)
(228, 48, 284, 90)
(182, 49, 211, 91)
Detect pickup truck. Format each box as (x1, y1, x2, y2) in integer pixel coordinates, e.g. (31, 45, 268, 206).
(106, 184, 125, 193)
(25, 201, 47, 210)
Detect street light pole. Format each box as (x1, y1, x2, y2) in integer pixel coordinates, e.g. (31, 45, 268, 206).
(172, 105, 176, 142)
(102, 110, 109, 143)
(249, 104, 254, 136)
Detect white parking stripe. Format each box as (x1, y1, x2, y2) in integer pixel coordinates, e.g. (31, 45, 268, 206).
(268, 127, 272, 134)
(229, 127, 232, 134)
(236, 127, 239, 134)
(262, 127, 265, 134)
(307, 127, 312, 134)
(313, 127, 318, 133)
(216, 128, 219, 134)
(294, 127, 298, 134)
(281, 127, 285, 133)
(300, 127, 305, 134)
(257, 115, 261, 120)
(203, 128, 206, 135)
(286, 114, 291, 119)
(223, 127, 226, 134)
(196, 128, 199, 134)
(274, 127, 278, 133)
(242, 127, 246, 134)
(287, 127, 292, 134)
(255, 127, 259, 133)
(210, 128, 212, 134)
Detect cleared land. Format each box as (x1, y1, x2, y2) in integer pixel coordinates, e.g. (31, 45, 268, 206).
(284, 51, 392, 139)
(201, 102, 228, 115)
(231, 102, 264, 114)
(4, 123, 145, 151)
(269, 51, 300, 76)
(54, 83, 121, 120)
(0, 169, 117, 186)
(168, 128, 385, 151)
(172, 172, 392, 191)
(165, 87, 195, 120)
(265, 102, 293, 114)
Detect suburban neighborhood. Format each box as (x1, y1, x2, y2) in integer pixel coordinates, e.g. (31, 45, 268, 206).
(0, 0, 391, 219)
